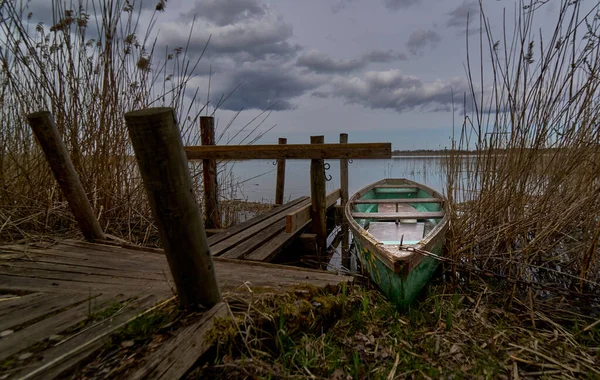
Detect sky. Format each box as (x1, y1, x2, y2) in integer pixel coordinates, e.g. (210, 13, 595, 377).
(22, 0, 572, 149)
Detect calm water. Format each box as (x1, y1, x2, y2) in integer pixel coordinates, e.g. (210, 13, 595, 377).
(220, 156, 449, 203)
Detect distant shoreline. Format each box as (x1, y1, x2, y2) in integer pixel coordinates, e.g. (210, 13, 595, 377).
(391, 150, 477, 157)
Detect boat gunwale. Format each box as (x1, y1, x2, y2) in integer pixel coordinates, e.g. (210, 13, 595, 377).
(344, 178, 449, 274)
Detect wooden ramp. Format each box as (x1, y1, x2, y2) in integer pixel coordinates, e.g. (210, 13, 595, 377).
(207, 194, 339, 262)
(0, 239, 352, 379)
(208, 196, 311, 262)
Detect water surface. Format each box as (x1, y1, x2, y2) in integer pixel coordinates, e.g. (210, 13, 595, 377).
(221, 156, 449, 203)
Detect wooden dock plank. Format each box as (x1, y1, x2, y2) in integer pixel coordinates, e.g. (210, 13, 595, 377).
(0, 292, 47, 317)
(246, 221, 310, 262)
(0, 293, 113, 361)
(129, 302, 228, 380)
(1, 245, 167, 275)
(351, 211, 445, 220)
(0, 265, 166, 289)
(219, 221, 286, 260)
(1, 260, 164, 282)
(0, 273, 165, 295)
(207, 197, 308, 246)
(11, 294, 166, 380)
(0, 292, 88, 332)
(210, 198, 311, 256)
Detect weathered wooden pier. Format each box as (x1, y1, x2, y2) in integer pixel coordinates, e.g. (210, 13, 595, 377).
(0, 108, 391, 379)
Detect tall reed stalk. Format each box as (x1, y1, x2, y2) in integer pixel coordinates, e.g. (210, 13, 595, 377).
(447, 0, 600, 288)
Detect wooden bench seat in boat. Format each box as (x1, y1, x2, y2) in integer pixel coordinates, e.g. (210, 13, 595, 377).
(351, 211, 445, 220)
(351, 198, 442, 204)
(374, 184, 419, 188)
(374, 187, 418, 194)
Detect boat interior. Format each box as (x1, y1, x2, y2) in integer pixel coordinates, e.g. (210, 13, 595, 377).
(350, 182, 444, 246)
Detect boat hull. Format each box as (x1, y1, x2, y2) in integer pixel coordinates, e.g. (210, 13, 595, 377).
(345, 178, 448, 309)
(353, 236, 444, 309)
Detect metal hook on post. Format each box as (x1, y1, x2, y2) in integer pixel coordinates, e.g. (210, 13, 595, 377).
(323, 162, 332, 181)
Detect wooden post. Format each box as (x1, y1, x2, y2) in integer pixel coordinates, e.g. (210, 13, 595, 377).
(125, 108, 221, 308)
(310, 136, 327, 259)
(200, 116, 220, 229)
(275, 138, 287, 205)
(340, 133, 350, 268)
(26, 111, 106, 242)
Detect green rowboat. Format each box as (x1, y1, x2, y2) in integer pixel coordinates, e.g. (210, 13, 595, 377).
(345, 178, 448, 309)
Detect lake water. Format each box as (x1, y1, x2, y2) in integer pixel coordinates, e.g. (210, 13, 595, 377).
(219, 156, 449, 203)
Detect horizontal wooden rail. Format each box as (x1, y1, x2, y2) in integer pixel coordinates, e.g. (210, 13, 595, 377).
(352, 198, 442, 204)
(351, 211, 445, 220)
(286, 189, 341, 233)
(185, 143, 391, 160)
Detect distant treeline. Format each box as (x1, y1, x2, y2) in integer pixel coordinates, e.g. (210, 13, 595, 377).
(392, 149, 475, 156)
(392, 148, 570, 156)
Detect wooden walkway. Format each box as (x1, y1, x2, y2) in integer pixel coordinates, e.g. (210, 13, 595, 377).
(207, 196, 311, 262)
(0, 238, 352, 379)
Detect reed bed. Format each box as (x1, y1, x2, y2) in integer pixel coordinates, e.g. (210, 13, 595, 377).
(447, 0, 600, 291)
(0, 0, 270, 244)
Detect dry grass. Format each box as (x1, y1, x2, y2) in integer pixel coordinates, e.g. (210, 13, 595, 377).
(194, 279, 599, 379)
(0, 0, 271, 244)
(447, 0, 600, 291)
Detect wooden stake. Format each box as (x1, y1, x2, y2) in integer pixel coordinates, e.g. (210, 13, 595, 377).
(26, 111, 105, 241)
(340, 133, 350, 269)
(275, 138, 287, 205)
(200, 116, 220, 229)
(310, 136, 327, 258)
(125, 107, 221, 308)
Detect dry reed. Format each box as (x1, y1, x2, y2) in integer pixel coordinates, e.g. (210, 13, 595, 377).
(447, 0, 600, 289)
(0, 0, 271, 244)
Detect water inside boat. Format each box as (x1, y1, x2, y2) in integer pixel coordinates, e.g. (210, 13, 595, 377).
(352, 183, 444, 246)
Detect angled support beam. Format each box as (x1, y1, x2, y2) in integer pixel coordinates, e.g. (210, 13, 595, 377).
(125, 107, 221, 308)
(26, 111, 105, 241)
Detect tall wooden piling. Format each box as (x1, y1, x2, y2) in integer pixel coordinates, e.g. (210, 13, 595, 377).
(275, 138, 287, 205)
(200, 116, 220, 229)
(310, 136, 327, 257)
(125, 107, 221, 308)
(26, 111, 106, 241)
(339, 133, 350, 268)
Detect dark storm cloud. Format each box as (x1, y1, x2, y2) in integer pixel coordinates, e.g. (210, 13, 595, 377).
(159, 0, 300, 61)
(363, 49, 408, 63)
(297, 51, 364, 73)
(384, 0, 421, 10)
(188, 0, 266, 26)
(406, 29, 441, 55)
(446, 1, 480, 33)
(328, 69, 469, 113)
(214, 65, 321, 111)
(297, 49, 407, 73)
